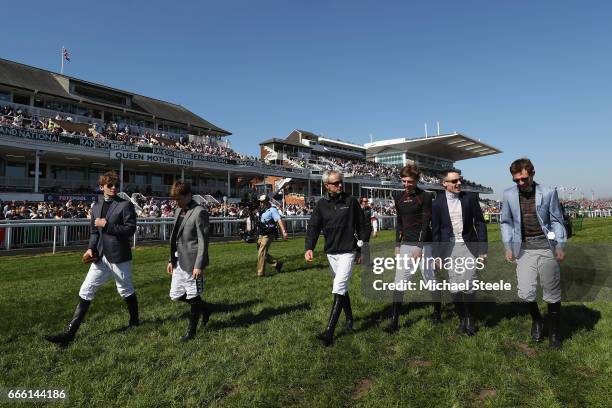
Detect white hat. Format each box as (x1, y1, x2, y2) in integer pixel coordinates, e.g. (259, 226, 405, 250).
(258, 194, 269, 202)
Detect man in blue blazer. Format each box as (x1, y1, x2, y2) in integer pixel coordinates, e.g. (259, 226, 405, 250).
(432, 169, 488, 336)
(501, 158, 566, 349)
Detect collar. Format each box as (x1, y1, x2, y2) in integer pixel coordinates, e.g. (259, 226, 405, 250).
(179, 200, 197, 212)
(403, 187, 420, 197)
(445, 191, 459, 200)
(325, 191, 346, 201)
(519, 181, 537, 194)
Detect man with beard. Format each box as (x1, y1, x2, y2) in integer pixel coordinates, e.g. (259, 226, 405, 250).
(501, 158, 566, 348)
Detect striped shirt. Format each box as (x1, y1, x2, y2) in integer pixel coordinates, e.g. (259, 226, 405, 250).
(519, 190, 545, 239)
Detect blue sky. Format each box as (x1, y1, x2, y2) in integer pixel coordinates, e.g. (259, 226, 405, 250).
(2, 0, 611, 199)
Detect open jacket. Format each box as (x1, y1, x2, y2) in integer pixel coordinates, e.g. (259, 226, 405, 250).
(431, 191, 488, 258)
(169, 200, 210, 272)
(88, 196, 137, 264)
(500, 183, 566, 257)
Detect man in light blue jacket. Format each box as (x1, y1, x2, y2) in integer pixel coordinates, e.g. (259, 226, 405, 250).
(501, 158, 566, 349)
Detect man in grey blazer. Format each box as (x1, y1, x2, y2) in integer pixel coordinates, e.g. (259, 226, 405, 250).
(45, 171, 139, 346)
(501, 158, 566, 348)
(167, 180, 211, 342)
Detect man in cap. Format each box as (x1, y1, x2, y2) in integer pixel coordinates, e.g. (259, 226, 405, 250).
(256, 194, 289, 277)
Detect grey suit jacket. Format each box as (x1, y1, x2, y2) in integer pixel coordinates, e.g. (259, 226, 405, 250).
(169, 200, 210, 273)
(88, 196, 137, 264)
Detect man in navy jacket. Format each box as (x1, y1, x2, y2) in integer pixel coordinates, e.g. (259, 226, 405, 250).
(432, 169, 488, 336)
(45, 171, 138, 346)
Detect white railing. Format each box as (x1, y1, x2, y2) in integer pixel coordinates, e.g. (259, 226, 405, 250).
(12, 210, 609, 255)
(0, 216, 314, 252)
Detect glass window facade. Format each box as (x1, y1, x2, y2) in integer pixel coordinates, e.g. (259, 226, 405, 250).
(376, 153, 404, 166)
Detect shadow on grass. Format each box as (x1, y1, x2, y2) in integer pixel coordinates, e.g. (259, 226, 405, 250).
(269, 262, 328, 276)
(209, 299, 263, 313)
(207, 302, 311, 331)
(135, 299, 264, 328)
(351, 302, 434, 333)
(476, 302, 601, 340)
(557, 304, 601, 340)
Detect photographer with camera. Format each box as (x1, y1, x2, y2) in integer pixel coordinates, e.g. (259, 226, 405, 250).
(256, 195, 289, 277)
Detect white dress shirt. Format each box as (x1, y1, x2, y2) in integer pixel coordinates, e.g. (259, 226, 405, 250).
(445, 191, 464, 242)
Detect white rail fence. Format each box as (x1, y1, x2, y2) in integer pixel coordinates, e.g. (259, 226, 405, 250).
(1, 211, 609, 253)
(0, 217, 311, 252)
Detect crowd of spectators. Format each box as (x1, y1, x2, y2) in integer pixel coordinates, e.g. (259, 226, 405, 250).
(5, 195, 610, 224)
(1, 104, 258, 163)
(1, 200, 92, 220)
(561, 199, 612, 212)
(133, 195, 313, 218)
(284, 204, 313, 216)
(314, 155, 490, 189)
(321, 157, 398, 178)
(3, 103, 490, 190)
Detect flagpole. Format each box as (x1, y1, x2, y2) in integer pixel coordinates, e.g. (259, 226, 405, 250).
(61, 46, 64, 75)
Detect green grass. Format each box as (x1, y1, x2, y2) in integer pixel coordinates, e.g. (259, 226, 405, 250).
(1, 219, 611, 407)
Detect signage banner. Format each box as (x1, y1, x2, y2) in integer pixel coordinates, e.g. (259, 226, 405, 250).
(110, 150, 194, 167)
(45, 194, 99, 202)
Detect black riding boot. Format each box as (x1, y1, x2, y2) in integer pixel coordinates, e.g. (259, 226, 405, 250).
(45, 297, 91, 345)
(122, 293, 140, 331)
(383, 301, 402, 333)
(180, 296, 203, 342)
(431, 289, 442, 324)
(343, 292, 354, 331)
(463, 293, 477, 336)
(452, 293, 466, 335)
(431, 302, 442, 324)
(317, 294, 344, 346)
(527, 302, 543, 342)
(548, 302, 562, 349)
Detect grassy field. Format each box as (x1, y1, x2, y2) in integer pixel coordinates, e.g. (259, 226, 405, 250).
(1, 219, 611, 407)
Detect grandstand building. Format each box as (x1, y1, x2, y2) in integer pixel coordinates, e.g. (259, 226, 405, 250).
(259, 130, 501, 200)
(0, 58, 500, 206)
(0, 59, 306, 202)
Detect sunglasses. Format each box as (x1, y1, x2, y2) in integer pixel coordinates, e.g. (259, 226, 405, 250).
(445, 178, 463, 184)
(513, 176, 530, 184)
(106, 183, 117, 188)
(327, 180, 342, 186)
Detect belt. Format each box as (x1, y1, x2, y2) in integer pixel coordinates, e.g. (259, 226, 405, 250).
(523, 235, 549, 249)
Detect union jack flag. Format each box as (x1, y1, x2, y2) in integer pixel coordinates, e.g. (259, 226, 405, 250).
(63, 47, 70, 62)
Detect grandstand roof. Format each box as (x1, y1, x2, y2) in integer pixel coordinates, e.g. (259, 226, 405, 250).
(0, 58, 230, 135)
(292, 129, 365, 151)
(259, 138, 311, 148)
(364, 133, 502, 161)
